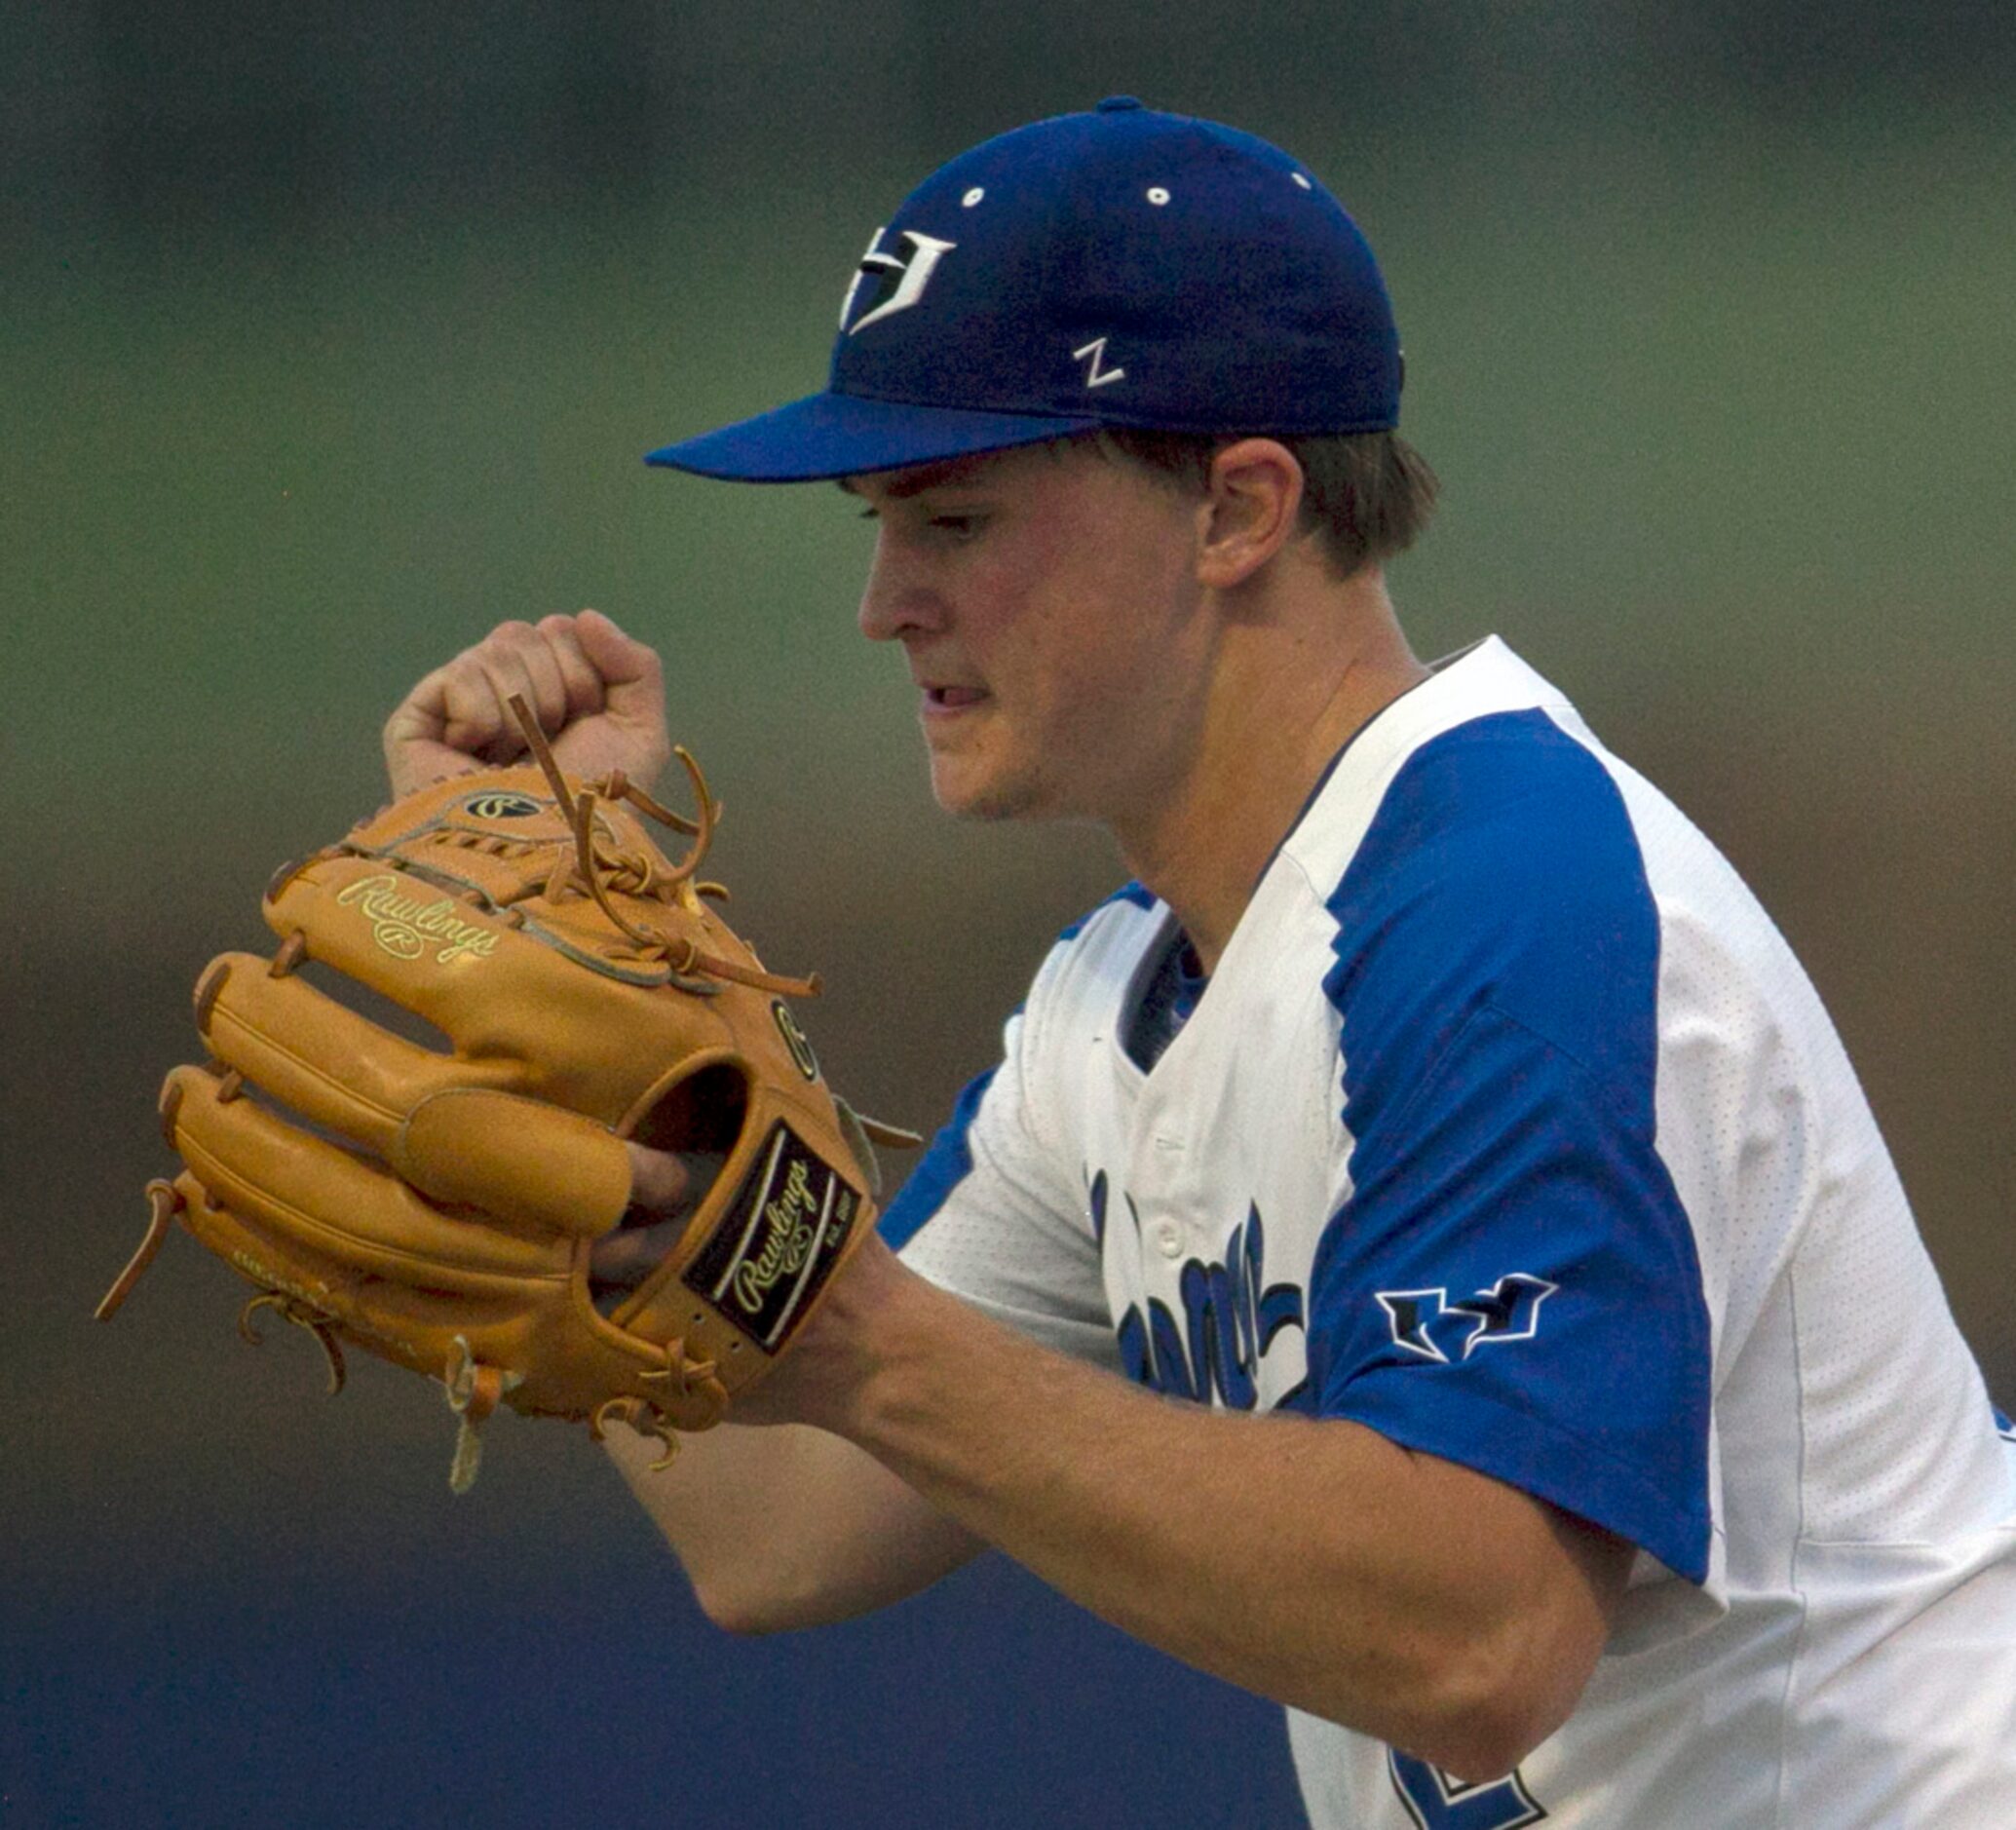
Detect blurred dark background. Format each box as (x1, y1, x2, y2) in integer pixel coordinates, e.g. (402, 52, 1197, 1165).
(5, 4, 2011, 1824)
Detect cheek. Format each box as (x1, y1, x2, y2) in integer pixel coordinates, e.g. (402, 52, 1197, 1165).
(1070, 538, 1198, 685)
(1024, 592, 1192, 764)
(969, 489, 1198, 722)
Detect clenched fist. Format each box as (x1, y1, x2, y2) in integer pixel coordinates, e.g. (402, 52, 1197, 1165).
(383, 610, 670, 800)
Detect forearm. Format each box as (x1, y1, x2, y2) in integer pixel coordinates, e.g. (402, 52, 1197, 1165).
(605, 1417, 983, 1632)
(801, 1251, 1618, 1775)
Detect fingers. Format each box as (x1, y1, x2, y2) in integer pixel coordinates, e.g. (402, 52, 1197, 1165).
(590, 1142, 703, 1297)
(534, 615, 616, 728)
(461, 621, 577, 760)
(380, 662, 492, 799)
(383, 612, 671, 799)
(589, 1216, 687, 1291)
(626, 1140, 691, 1214)
(573, 612, 671, 775)
(573, 610, 665, 708)
(502, 629, 577, 745)
(384, 619, 590, 764)
(383, 646, 517, 782)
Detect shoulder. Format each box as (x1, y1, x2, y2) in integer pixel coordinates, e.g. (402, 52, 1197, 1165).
(1307, 705, 1665, 1114)
(1055, 878, 1160, 948)
(1028, 879, 1166, 1019)
(1327, 705, 1647, 920)
(1274, 643, 1657, 977)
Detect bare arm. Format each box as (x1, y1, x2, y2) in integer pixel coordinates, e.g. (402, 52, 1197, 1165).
(744, 1235, 1633, 1782)
(601, 1153, 985, 1631)
(603, 1419, 985, 1631)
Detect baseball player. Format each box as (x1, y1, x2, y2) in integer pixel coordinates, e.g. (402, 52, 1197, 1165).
(387, 101, 2016, 1825)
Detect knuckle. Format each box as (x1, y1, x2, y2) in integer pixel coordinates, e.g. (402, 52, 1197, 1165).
(475, 620, 538, 658)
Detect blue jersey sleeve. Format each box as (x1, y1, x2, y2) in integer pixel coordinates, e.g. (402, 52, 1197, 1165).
(879, 1066, 998, 1249)
(1310, 711, 1713, 1582)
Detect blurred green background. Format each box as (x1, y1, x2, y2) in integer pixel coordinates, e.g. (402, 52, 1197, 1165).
(5, 5, 2012, 1823)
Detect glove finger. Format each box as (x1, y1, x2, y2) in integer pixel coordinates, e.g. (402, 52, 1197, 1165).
(267, 852, 667, 1113)
(182, 948, 636, 1237)
(394, 1087, 634, 1238)
(197, 950, 511, 1159)
(165, 1063, 566, 1281)
(264, 858, 531, 1054)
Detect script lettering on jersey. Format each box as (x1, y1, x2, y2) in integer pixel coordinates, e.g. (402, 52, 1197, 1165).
(1376, 1274, 1557, 1365)
(1388, 1749, 1545, 1828)
(1092, 1171, 1308, 1411)
(336, 874, 499, 965)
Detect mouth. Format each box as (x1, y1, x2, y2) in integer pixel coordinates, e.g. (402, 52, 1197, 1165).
(922, 684, 989, 715)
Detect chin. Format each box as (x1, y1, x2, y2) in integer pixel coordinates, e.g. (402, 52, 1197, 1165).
(928, 760, 1051, 823)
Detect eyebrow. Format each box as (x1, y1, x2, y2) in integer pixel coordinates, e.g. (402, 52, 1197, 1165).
(836, 457, 992, 502)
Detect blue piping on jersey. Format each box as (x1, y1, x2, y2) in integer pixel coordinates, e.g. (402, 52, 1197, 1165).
(1058, 878, 1157, 945)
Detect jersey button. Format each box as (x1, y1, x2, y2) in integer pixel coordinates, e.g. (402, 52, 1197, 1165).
(1153, 1220, 1184, 1259)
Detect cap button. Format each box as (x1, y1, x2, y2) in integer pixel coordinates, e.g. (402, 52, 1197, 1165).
(1095, 95, 1144, 113)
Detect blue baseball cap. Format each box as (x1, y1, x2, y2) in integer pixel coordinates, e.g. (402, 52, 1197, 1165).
(646, 97, 1402, 483)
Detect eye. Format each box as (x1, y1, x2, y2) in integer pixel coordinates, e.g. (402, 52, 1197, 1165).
(929, 514, 983, 539)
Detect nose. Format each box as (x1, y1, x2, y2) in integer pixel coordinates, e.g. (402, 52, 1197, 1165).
(856, 530, 946, 645)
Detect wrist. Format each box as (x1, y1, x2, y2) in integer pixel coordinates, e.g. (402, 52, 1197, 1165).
(790, 1239, 938, 1445)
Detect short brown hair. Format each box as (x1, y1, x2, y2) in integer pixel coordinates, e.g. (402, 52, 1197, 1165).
(1089, 427, 1438, 579)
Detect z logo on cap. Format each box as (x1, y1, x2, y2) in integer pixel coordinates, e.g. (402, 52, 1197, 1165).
(840, 228, 957, 334)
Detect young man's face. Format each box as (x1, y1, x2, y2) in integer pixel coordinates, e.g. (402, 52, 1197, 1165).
(847, 440, 1213, 826)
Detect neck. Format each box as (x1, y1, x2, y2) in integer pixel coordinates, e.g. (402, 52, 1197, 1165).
(1113, 567, 1427, 972)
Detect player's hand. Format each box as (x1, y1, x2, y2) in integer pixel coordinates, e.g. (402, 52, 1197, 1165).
(382, 610, 671, 800)
(596, 1136, 895, 1430)
(589, 1140, 717, 1299)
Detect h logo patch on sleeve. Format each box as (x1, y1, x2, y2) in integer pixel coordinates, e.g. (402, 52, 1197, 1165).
(1376, 1274, 1558, 1365)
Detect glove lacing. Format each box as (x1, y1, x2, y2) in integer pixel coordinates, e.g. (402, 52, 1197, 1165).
(502, 692, 819, 999)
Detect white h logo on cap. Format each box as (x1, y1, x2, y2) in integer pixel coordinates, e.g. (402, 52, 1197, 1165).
(841, 229, 957, 334)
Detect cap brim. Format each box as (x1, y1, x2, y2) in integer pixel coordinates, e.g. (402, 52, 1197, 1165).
(645, 389, 1100, 483)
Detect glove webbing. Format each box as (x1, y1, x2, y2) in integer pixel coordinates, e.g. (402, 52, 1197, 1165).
(503, 693, 818, 999)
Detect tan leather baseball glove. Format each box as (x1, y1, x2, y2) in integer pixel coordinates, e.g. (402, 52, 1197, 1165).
(96, 698, 913, 1489)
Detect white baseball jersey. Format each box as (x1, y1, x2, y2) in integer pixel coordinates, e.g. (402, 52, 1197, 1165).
(880, 636, 2016, 1827)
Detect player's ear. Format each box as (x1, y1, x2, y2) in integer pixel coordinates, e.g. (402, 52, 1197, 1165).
(1194, 438, 1305, 591)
